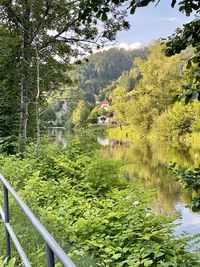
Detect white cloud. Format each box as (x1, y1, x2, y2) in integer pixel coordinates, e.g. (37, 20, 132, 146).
(95, 42, 143, 52)
(117, 42, 143, 50)
(118, 42, 130, 49)
(168, 17, 179, 21)
(129, 42, 144, 49)
(158, 17, 179, 21)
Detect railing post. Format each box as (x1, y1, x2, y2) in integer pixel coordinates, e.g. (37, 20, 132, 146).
(0, 174, 76, 267)
(45, 243, 55, 267)
(3, 185, 11, 261)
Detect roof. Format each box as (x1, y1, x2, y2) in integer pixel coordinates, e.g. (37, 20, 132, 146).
(100, 98, 109, 105)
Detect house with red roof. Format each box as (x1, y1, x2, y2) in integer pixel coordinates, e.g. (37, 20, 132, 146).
(100, 98, 110, 111)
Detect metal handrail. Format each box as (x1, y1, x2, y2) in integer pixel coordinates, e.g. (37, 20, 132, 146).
(0, 174, 76, 267)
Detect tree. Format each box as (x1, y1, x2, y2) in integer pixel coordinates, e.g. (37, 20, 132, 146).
(132, 42, 187, 113)
(78, 1, 200, 105)
(111, 42, 189, 133)
(164, 1, 200, 60)
(80, 1, 199, 19)
(1, 0, 198, 153)
(57, 85, 84, 127)
(72, 100, 90, 126)
(0, 26, 21, 153)
(81, 0, 199, 72)
(75, 47, 147, 101)
(150, 100, 200, 139)
(110, 87, 127, 123)
(87, 107, 108, 124)
(0, 0, 130, 153)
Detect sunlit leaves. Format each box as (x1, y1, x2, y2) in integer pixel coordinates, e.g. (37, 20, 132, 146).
(0, 140, 199, 266)
(170, 164, 200, 212)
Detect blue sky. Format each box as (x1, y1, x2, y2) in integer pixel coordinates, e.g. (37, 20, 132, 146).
(116, 1, 194, 48)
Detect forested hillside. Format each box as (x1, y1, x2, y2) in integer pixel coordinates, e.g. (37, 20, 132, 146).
(68, 40, 200, 143)
(106, 41, 200, 140)
(74, 47, 148, 103)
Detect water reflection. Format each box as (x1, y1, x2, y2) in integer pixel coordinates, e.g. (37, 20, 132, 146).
(99, 138, 200, 235)
(49, 128, 200, 236)
(97, 137, 130, 148)
(48, 127, 67, 148)
(174, 203, 200, 249)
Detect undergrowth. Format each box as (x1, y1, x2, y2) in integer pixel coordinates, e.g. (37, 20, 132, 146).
(0, 138, 199, 266)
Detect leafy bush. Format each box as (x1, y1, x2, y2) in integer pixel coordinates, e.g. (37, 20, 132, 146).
(150, 101, 196, 140)
(0, 140, 199, 266)
(170, 163, 200, 212)
(150, 100, 200, 140)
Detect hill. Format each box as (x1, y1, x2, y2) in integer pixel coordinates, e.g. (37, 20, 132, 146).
(75, 47, 148, 103)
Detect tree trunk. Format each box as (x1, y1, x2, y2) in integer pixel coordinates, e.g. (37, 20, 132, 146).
(19, 65, 30, 154)
(18, 2, 31, 155)
(35, 46, 40, 159)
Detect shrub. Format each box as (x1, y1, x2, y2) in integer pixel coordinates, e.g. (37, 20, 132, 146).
(0, 140, 199, 266)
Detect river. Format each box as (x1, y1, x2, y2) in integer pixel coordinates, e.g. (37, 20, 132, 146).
(50, 128, 200, 243)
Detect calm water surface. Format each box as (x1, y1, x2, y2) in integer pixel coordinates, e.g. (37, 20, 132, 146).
(50, 128, 200, 241)
(97, 137, 200, 240)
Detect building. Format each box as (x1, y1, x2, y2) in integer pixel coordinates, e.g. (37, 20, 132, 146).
(99, 98, 110, 111)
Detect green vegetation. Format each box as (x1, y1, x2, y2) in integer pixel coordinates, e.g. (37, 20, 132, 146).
(150, 101, 200, 140)
(75, 48, 148, 103)
(0, 257, 16, 267)
(0, 140, 199, 266)
(71, 100, 90, 126)
(0, 0, 131, 153)
(59, 47, 147, 128)
(102, 42, 200, 142)
(1, 0, 200, 266)
(107, 126, 141, 142)
(170, 163, 200, 212)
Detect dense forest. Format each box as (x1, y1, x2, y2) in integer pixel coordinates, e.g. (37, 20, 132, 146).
(74, 47, 148, 102)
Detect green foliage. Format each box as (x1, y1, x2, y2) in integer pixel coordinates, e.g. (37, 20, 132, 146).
(107, 42, 199, 139)
(103, 67, 142, 96)
(170, 163, 200, 212)
(72, 100, 90, 126)
(0, 27, 21, 154)
(110, 87, 127, 124)
(0, 0, 133, 152)
(74, 124, 106, 140)
(81, 0, 197, 19)
(41, 107, 56, 124)
(85, 157, 123, 191)
(151, 101, 200, 140)
(107, 126, 141, 142)
(165, 18, 200, 65)
(87, 107, 108, 124)
(126, 96, 159, 134)
(150, 101, 194, 139)
(130, 41, 185, 112)
(74, 48, 148, 103)
(164, 2, 200, 102)
(0, 257, 16, 267)
(0, 140, 199, 266)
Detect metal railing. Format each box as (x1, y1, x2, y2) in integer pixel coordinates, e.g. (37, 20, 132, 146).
(0, 174, 76, 267)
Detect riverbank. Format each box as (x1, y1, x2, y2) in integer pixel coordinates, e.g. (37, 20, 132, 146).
(0, 139, 199, 266)
(106, 126, 142, 142)
(106, 126, 200, 146)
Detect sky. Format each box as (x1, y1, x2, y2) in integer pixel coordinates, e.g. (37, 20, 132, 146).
(115, 1, 194, 49)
